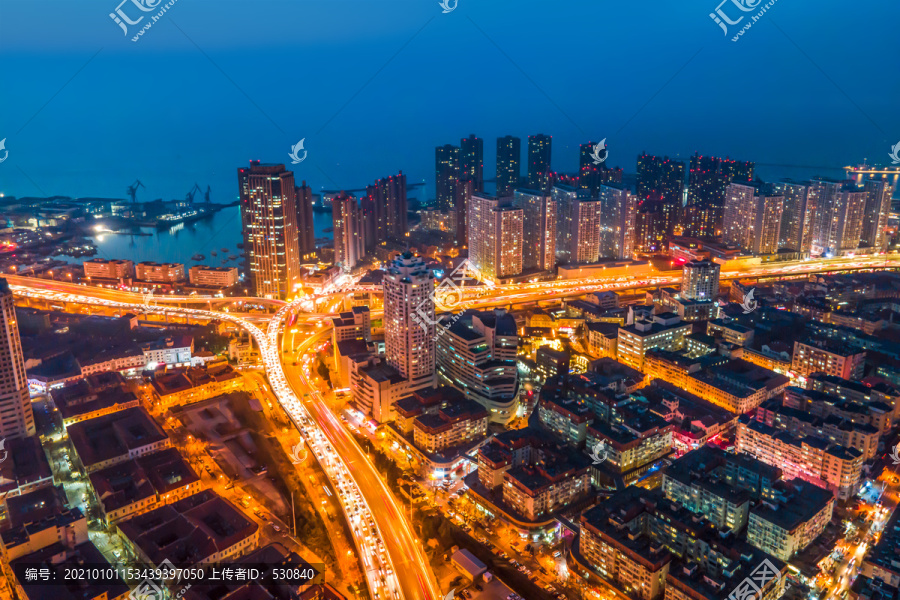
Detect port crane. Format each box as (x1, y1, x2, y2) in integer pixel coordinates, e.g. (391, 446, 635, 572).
(186, 183, 202, 204)
(127, 179, 145, 203)
(204, 185, 211, 203)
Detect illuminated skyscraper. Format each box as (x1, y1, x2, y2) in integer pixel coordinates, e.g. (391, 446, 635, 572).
(363, 171, 408, 248)
(460, 134, 484, 192)
(809, 179, 867, 255)
(772, 180, 817, 253)
(455, 178, 473, 246)
(553, 185, 601, 264)
(496, 136, 521, 197)
(598, 183, 637, 260)
(435, 144, 460, 211)
(295, 181, 316, 260)
(0, 279, 35, 439)
(527, 134, 552, 189)
(860, 179, 894, 249)
(383, 252, 435, 385)
(681, 260, 720, 301)
(333, 192, 365, 269)
(237, 162, 302, 299)
(722, 183, 784, 255)
(468, 193, 524, 280)
(686, 154, 754, 236)
(636, 152, 685, 205)
(514, 189, 557, 271)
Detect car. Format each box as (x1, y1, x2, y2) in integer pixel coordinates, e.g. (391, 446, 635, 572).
(552, 550, 562, 558)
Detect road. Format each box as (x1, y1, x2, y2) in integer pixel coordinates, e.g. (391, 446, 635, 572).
(282, 321, 441, 600)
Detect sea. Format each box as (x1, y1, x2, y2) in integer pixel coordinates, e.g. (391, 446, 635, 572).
(75, 206, 333, 269)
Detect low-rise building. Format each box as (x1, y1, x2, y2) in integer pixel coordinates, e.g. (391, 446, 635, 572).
(82, 258, 133, 281)
(587, 412, 673, 477)
(67, 407, 170, 473)
(0, 436, 53, 501)
(50, 374, 140, 425)
(143, 334, 194, 367)
(735, 415, 863, 500)
(746, 479, 834, 561)
(118, 489, 259, 567)
(89, 447, 202, 524)
(11, 541, 130, 600)
(413, 397, 489, 454)
(188, 265, 239, 287)
(1, 486, 88, 560)
(586, 321, 619, 358)
(150, 363, 243, 408)
(332, 306, 372, 343)
(135, 261, 185, 283)
(792, 338, 866, 379)
(617, 313, 692, 371)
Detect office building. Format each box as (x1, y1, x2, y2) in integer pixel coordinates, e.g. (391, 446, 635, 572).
(527, 134, 552, 189)
(333, 192, 365, 269)
(460, 134, 484, 192)
(772, 180, 817, 253)
(295, 180, 316, 259)
(496, 135, 521, 197)
(383, 252, 435, 385)
(435, 144, 460, 211)
(681, 259, 720, 301)
(467, 193, 524, 280)
(436, 309, 519, 424)
(598, 183, 637, 260)
(362, 171, 408, 249)
(554, 185, 601, 264)
(513, 189, 556, 271)
(860, 179, 894, 249)
(237, 162, 302, 299)
(0, 279, 35, 439)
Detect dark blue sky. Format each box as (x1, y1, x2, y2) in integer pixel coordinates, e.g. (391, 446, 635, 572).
(1, 0, 898, 203)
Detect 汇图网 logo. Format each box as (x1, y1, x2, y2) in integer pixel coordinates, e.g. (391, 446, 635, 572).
(889, 141, 900, 165)
(289, 139, 307, 164)
(438, 0, 457, 13)
(589, 440, 608, 465)
(741, 288, 758, 314)
(589, 139, 608, 165)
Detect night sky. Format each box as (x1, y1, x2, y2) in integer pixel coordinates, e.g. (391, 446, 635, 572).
(1, 0, 898, 202)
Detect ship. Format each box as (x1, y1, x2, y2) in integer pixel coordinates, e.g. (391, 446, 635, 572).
(211, 251, 217, 257)
(228, 255, 238, 260)
(221, 248, 228, 252)
(192, 254, 205, 261)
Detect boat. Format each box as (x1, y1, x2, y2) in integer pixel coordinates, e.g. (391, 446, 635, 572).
(228, 255, 238, 260)
(236, 243, 244, 249)
(221, 248, 228, 252)
(192, 254, 205, 261)
(211, 251, 217, 257)
(221, 259, 228, 265)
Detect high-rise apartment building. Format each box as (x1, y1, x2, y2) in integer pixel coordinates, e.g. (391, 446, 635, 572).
(809, 179, 867, 255)
(772, 180, 817, 253)
(383, 253, 435, 386)
(513, 190, 556, 272)
(435, 144, 460, 211)
(722, 183, 784, 255)
(636, 152, 685, 205)
(238, 161, 302, 299)
(455, 178, 473, 246)
(860, 179, 894, 249)
(496, 136, 521, 198)
(598, 183, 637, 260)
(553, 185, 601, 264)
(460, 134, 484, 192)
(363, 171, 408, 249)
(436, 309, 519, 424)
(295, 181, 316, 260)
(467, 194, 524, 280)
(681, 259, 720, 301)
(333, 192, 365, 269)
(685, 154, 754, 236)
(527, 134, 552, 189)
(0, 279, 35, 439)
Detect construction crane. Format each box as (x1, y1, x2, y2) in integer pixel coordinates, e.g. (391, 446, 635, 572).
(127, 180, 145, 203)
(204, 185, 211, 203)
(186, 183, 202, 204)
